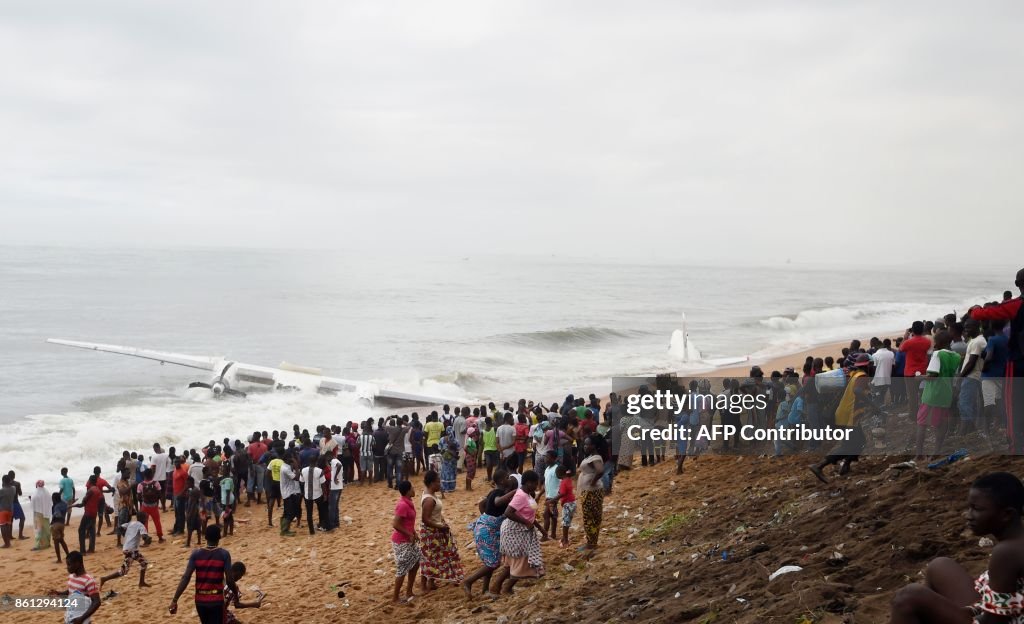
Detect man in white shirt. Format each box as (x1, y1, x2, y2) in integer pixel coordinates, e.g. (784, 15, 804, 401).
(870, 338, 895, 405)
(298, 461, 326, 535)
(149, 444, 170, 512)
(958, 319, 988, 434)
(278, 458, 301, 537)
(328, 454, 344, 531)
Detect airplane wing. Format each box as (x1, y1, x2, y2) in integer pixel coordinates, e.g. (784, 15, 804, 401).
(319, 374, 455, 407)
(47, 338, 457, 407)
(46, 339, 219, 371)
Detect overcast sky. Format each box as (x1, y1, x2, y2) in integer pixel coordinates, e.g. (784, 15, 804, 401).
(1, 1, 1021, 266)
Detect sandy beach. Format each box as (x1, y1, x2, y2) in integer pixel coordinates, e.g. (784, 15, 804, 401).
(2, 330, 939, 624)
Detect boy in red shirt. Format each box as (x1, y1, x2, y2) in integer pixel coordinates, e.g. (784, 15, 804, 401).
(555, 465, 576, 548)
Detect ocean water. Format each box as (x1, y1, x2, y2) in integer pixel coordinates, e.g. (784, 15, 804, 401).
(0, 246, 1008, 484)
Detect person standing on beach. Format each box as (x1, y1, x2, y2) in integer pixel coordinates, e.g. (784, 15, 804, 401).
(0, 474, 15, 548)
(169, 525, 239, 624)
(74, 475, 101, 554)
(916, 331, 961, 459)
(298, 456, 326, 534)
(482, 417, 499, 483)
(278, 454, 301, 536)
(150, 444, 170, 513)
(901, 321, 932, 423)
(51, 492, 70, 562)
(358, 421, 374, 486)
(246, 433, 266, 506)
(59, 467, 76, 526)
(971, 269, 1024, 453)
(982, 320, 1010, 435)
(137, 468, 165, 543)
(327, 448, 343, 530)
(171, 457, 189, 535)
(265, 450, 283, 527)
(390, 480, 419, 605)
(957, 319, 987, 436)
(30, 479, 52, 551)
(497, 413, 517, 472)
(386, 417, 405, 489)
(871, 338, 895, 405)
(419, 470, 464, 591)
(578, 434, 605, 552)
(6, 471, 27, 540)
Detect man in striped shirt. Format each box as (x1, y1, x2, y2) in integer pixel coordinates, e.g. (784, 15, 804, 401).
(169, 525, 239, 624)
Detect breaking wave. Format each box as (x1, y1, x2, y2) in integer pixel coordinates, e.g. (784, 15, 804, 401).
(492, 326, 652, 349)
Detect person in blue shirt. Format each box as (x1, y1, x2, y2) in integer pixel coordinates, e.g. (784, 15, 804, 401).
(982, 319, 1010, 435)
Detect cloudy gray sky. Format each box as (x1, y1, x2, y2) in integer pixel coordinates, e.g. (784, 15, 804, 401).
(1, 1, 1021, 265)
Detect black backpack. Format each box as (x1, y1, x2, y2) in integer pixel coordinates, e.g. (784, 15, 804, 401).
(141, 480, 160, 506)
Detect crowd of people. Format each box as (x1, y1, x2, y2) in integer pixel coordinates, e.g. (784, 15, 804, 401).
(1, 267, 1021, 623)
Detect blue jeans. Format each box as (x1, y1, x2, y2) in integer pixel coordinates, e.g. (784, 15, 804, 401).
(387, 454, 403, 487)
(959, 377, 981, 422)
(248, 465, 265, 494)
(328, 489, 341, 529)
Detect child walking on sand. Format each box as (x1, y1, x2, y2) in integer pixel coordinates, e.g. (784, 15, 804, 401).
(50, 492, 69, 562)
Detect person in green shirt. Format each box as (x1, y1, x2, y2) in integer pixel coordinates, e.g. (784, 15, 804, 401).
(916, 331, 962, 460)
(481, 417, 499, 483)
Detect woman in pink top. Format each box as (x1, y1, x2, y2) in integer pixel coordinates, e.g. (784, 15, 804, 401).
(390, 481, 419, 605)
(497, 470, 548, 594)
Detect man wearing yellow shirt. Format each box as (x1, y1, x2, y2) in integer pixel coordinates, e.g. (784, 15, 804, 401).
(265, 455, 284, 528)
(423, 415, 445, 459)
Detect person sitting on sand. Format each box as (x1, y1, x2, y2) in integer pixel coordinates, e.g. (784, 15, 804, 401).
(224, 561, 265, 624)
(59, 550, 101, 624)
(100, 510, 151, 589)
(890, 471, 1024, 623)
